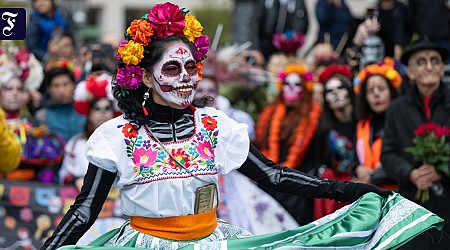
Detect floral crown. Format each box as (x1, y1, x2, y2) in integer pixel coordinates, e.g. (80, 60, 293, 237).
(74, 72, 119, 115)
(318, 64, 352, 84)
(272, 30, 305, 55)
(115, 2, 210, 91)
(353, 57, 402, 94)
(0, 41, 43, 91)
(276, 64, 314, 92)
(45, 59, 82, 82)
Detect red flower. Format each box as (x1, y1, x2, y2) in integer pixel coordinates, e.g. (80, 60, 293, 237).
(15, 48, 30, 63)
(122, 123, 139, 139)
(435, 126, 450, 138)
(169, 148, 190, 169)
(318, 64, 352, 84)
(85, 76, 108, 99)
(406, 122, 450, 203)
(201, 116, 217, 131)
(414, 122, 440, 137)
(148, 2, 185, 38)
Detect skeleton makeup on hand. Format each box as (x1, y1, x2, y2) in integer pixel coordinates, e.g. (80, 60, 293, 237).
(152, 42, 199, 107)
(282, 72, 303, 104)
(324, 77, 350, 110)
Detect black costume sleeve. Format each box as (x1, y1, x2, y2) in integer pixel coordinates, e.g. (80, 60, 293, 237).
(41, 163, 116, 250)
(238, 144, 391, 203)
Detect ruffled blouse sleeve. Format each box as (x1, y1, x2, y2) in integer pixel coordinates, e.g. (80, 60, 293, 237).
(202, 107, 250, 174)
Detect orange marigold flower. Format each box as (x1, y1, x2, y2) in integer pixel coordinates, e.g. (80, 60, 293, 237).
(196, 62, 203, 81)
(127, 19, 154, 46)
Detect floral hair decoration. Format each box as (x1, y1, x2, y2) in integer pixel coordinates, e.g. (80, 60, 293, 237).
(45, 59, 82, 81)
(272, 30, 305, 55)
(276, 64, 314, 92)
(318, 64, 352, 84)
(74, 72, 119, 115)
(0, 41, 43, 91)
(115, 2, 210, 91)
(353, 57, 402, 94)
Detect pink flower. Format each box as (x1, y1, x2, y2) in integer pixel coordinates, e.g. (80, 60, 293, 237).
(196, 140, 214, 160)
(148, 2, 185, 38)
(303, 72, 313, 81)
(116, 65, 143, 90)
(132, 147, 157, 168)
(115, 40, 129, 61)
(193, 35, 209, 61)
(272, 31, 305, 55)
(15, 49, 30, 63)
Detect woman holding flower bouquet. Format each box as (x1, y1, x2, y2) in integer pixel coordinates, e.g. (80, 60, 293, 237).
(382, 38, 450, 249)
(41, 3, 444, 250)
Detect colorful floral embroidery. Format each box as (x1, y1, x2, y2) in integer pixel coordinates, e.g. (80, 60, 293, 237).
(119, 114, 220, 185)
(122, 123, 139, 139)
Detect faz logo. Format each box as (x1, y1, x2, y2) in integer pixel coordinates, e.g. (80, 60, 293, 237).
(0, 8, 26, 40)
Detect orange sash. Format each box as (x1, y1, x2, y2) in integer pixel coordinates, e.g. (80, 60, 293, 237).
(2, 169, 35, 181)
(129, 208, 218, 241)
(356, 117, 397, 190)
(356, 118, 382, 170)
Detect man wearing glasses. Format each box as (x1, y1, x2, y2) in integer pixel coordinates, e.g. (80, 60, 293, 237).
(382, 38, 450, 249)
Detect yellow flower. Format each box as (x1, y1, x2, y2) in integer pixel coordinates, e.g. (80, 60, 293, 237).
(118, 40, 144, 65)
(385, 68, 397, 80)
(183, 15, 203, 42)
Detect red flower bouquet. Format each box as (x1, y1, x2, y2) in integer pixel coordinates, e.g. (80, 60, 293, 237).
(405, 122, 450, 202)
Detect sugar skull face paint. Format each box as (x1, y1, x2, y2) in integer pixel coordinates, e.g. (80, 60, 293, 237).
(282, 72, 303, 104)
(152, 42, 199, 107)
(324, 77, 350, 110)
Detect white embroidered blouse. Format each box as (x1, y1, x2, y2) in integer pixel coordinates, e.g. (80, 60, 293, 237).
(86, 107, 249, 218)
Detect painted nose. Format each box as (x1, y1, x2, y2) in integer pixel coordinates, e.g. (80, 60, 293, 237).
(181, 74, 191, 83)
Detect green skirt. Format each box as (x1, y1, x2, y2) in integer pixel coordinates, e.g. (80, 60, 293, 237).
(59, 192, 444, 250)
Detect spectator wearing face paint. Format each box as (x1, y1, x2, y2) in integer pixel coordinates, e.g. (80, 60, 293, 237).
(313, 64, 357, 219)
(255, 63, 323, 225)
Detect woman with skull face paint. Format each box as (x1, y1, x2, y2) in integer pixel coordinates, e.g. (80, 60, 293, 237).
(314, 64, 357, 219)
(41, 3, 393, 249)
(254, 64, 326, 225)
(353, 58, 401, 190)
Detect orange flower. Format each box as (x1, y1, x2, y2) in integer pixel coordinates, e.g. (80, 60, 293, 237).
(354, 58, 402, 94)
(127, 19, 154, 46)
(196, 62, 203, 81)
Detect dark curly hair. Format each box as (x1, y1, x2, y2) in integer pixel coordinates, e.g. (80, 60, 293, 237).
(356, 74, 398, 120)
(113, 36, 194, 126)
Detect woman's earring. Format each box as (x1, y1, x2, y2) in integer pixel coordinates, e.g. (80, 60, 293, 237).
(142, 88, 150, 116)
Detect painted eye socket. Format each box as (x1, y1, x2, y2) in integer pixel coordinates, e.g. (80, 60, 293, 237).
(163, 61, 182, 76)
(185, 61, 197, 75)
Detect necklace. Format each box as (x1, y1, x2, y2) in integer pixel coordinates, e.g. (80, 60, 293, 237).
(259, 101, 322, 169)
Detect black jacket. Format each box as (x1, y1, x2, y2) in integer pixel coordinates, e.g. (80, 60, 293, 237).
(382, 82, 450, 248)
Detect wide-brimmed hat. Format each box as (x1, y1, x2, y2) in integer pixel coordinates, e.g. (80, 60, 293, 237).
(401, 37, 449, 65)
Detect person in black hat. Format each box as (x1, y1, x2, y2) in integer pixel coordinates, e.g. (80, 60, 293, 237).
(382, 38, 450, 249)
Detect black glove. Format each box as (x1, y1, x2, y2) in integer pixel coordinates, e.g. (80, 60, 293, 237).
(339, 181, 393, 203)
